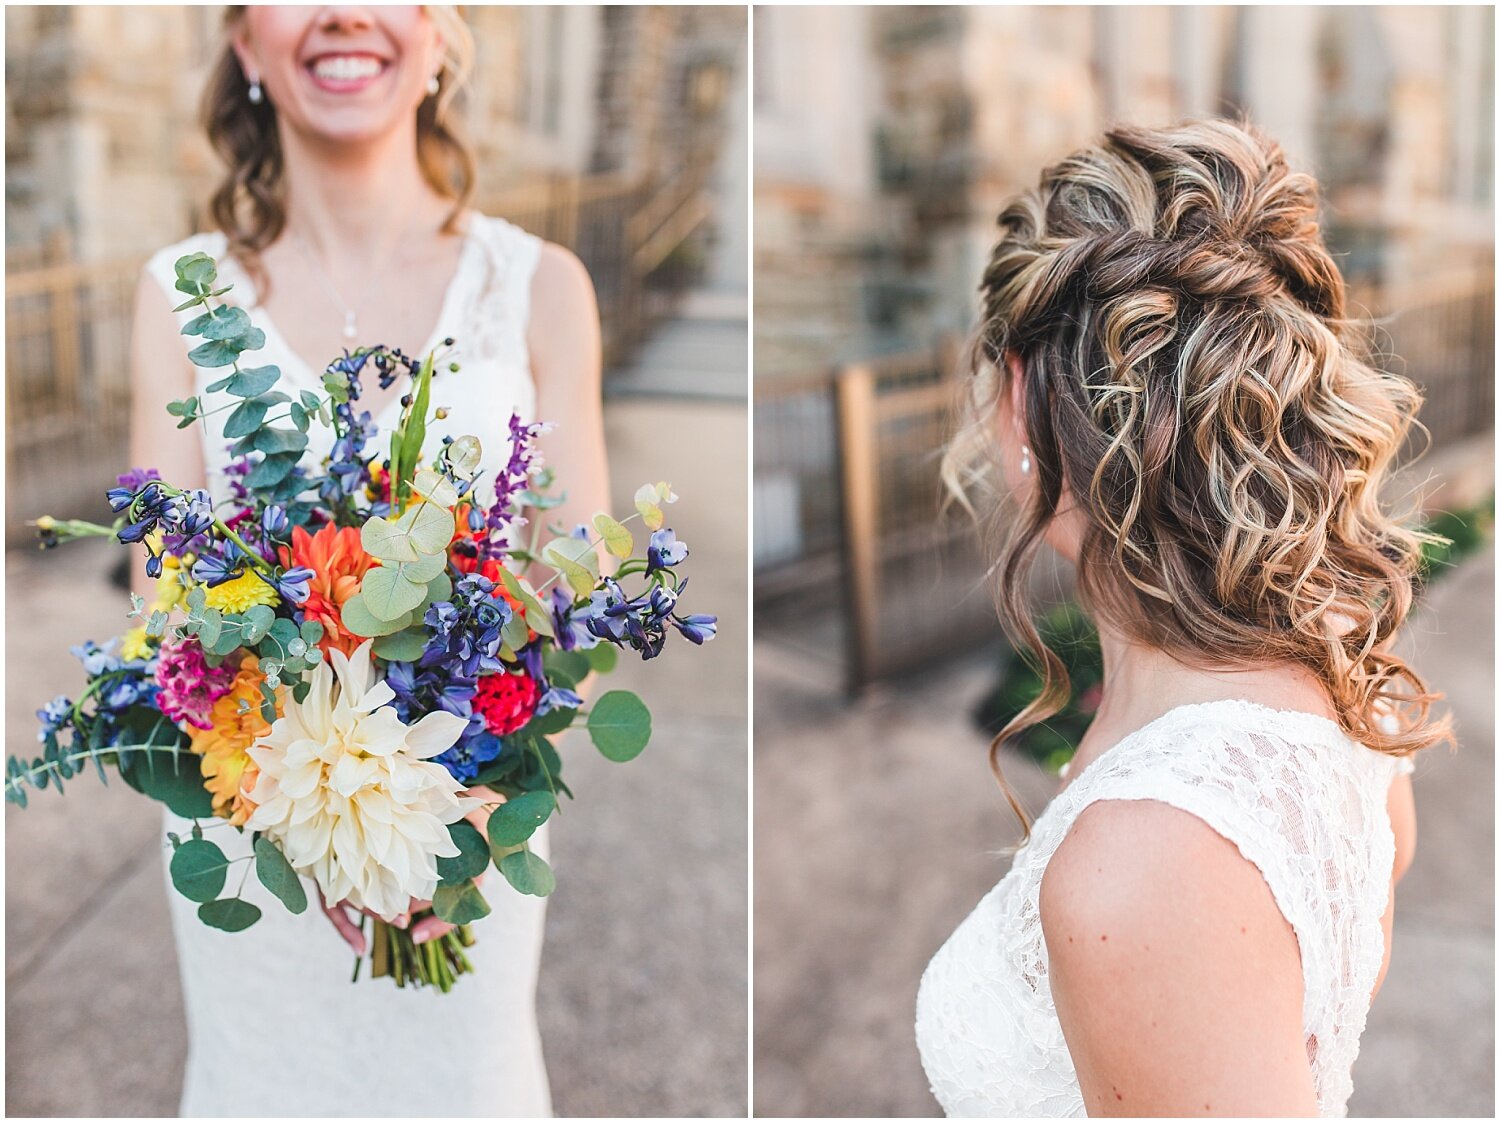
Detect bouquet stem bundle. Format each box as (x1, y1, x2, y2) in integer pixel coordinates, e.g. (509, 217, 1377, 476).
(361, 914, 475, 992)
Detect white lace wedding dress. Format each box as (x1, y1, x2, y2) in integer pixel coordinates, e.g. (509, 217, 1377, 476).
(915, 698, 1415, 1117)
(143, 213, 553, 1117)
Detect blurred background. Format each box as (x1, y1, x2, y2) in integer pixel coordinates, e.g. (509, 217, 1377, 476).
(753, 5, 1494, 1117)
(6, 5, 747, 1117)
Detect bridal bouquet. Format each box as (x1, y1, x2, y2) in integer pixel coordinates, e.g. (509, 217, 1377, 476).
(8, 251, 716, 991)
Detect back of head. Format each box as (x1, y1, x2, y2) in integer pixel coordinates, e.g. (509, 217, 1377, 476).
(945, 117, 1450, 795)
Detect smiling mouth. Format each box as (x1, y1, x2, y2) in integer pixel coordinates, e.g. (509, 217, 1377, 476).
(307, 54, 389, 84)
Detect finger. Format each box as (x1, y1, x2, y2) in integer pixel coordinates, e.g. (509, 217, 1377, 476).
(324, 901, 366, 956)
(411, 915, 455, 945)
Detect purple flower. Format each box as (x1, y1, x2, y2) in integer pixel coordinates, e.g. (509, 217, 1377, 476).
(256, 565, 315, 605)
(192, 539, 249, 587)
(647, 528, 689, 573)
(435, 731, 509, 784)
(550, 586, 600, 651)
(36, 696, 72, 740)
(115, 467, 161, 493)
(671, 613, 718, 644)
(479, 412, 552, 557)
(419, 574, 512, 678)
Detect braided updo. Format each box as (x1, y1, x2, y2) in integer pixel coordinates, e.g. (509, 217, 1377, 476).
(944, 118, 1450, 825)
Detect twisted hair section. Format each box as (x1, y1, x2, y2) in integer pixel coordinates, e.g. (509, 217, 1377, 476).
(942, 118, 1452, 835)
(201, 5, 477, 300)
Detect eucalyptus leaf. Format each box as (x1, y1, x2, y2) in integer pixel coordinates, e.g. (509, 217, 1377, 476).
(253, 836, 308, 914)
(199, 305, 252, 341)
(372, 628, 428, 662)
(244, 453, 299, 488)
(587, 690, 652, 762)
(226, 365, 280, 397)
(340, 591, 414, 638)
(437, 821, 491, 886)
(170, 839, 231, 903)
(487, 790, 556, 849)
(360, 514, 420, 564)
(198, 897, 262, 932)
(541, 536, 600, 597)
(498, 849, 555, 897)
(593, 513, 634, 559)
(360, 566, 427, 620)
(432, 879, 491, 924)
(403, 501, 455, 555)
(583, 643, 619, 674)
(223, 398, 269, 438)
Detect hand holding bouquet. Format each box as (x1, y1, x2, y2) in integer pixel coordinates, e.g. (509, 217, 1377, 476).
(10, 252, 716, 991)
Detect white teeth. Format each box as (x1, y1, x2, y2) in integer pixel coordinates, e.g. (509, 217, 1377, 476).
(312, 56, 382, 82)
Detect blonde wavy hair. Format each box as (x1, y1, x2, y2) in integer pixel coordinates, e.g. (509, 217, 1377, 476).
(200, 5, 477, 299)
(943, 118, 1452, 834)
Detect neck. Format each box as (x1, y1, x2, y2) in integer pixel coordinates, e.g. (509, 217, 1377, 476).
(276, 119, 454, 263)
(1090, 614, 1336, 739)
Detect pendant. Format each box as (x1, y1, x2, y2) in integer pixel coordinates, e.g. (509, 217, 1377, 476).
(343, 310, 358, 340)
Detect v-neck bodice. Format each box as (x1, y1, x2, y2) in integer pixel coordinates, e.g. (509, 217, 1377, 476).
(144, 213, 542, 509)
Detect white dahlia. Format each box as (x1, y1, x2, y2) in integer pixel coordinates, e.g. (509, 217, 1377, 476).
(244, 640, 479, 921)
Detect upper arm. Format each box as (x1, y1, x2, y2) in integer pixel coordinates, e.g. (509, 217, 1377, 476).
(1040, 799, 1319, 1117)
(1388, 773, 1415, 884)
(127, 266, 206, 599)
(524, 242, 610, 561)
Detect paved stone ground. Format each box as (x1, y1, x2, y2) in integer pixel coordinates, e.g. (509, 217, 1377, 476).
(5, 382, 748, 1112)
(753, 545, 1495, 1118)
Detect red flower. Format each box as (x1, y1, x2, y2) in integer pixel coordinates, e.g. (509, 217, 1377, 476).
(473, 670, 541, 736)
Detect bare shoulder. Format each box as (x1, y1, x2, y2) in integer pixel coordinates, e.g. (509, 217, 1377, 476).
(529, 241, 598, 324)
(526, 240, 601, 392)
(1040, 798, 1316, 1114)
(1040, 798, 1286, 932)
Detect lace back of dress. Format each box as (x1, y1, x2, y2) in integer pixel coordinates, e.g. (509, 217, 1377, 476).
(1028, 706, 1399, 1115)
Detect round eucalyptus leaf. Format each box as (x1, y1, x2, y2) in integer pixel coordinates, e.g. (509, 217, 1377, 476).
(198, 897, 262, 933)
(487, 790, 556, 850)
(432, 880, 492, 924)
(587, 690, 652, 762)
(360, 566, 427, 620)
(499, 849, 556, 897)
(437, 820, 491, 886)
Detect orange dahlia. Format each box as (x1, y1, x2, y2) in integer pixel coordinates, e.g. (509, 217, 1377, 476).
(188, 654, 282, 826)
(281, 523, 377, 657)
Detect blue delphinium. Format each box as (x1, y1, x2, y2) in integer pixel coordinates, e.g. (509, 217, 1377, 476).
(569, 576, 718, 660)
(434, 731, 511, 785)
(419, 574, 512, 678)
(646, 528, 689, 574)
(385, 660, 511, 783)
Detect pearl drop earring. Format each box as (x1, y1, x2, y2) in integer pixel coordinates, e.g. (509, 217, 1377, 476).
(427, 74, 441, 96)
(1020, 445, 1032, 476)
(247, 78, 263, 105)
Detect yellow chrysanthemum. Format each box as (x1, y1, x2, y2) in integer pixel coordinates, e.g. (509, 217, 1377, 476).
(203, 570, 279, 614)
(120, 626, 154, 662)
(189, 654, 282, 825)
(152, 559, 187, 613)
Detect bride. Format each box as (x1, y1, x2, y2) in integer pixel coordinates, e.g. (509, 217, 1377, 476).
(128, 6, 606, 1115)
(917, 119, 1449, 1116)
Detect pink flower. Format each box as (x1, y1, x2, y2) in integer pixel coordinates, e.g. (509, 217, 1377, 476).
(156, 636, 237, 730)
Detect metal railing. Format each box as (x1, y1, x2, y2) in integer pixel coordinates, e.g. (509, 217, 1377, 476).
(5, 171, 715, 540)
(755, 271, 1496, 693)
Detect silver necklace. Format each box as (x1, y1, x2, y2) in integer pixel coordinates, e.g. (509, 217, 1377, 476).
(290, 228, 385, 341)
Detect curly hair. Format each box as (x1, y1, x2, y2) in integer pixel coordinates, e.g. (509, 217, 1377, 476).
(943, 117, 1452, 834)
(200, 5, 477, 301)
